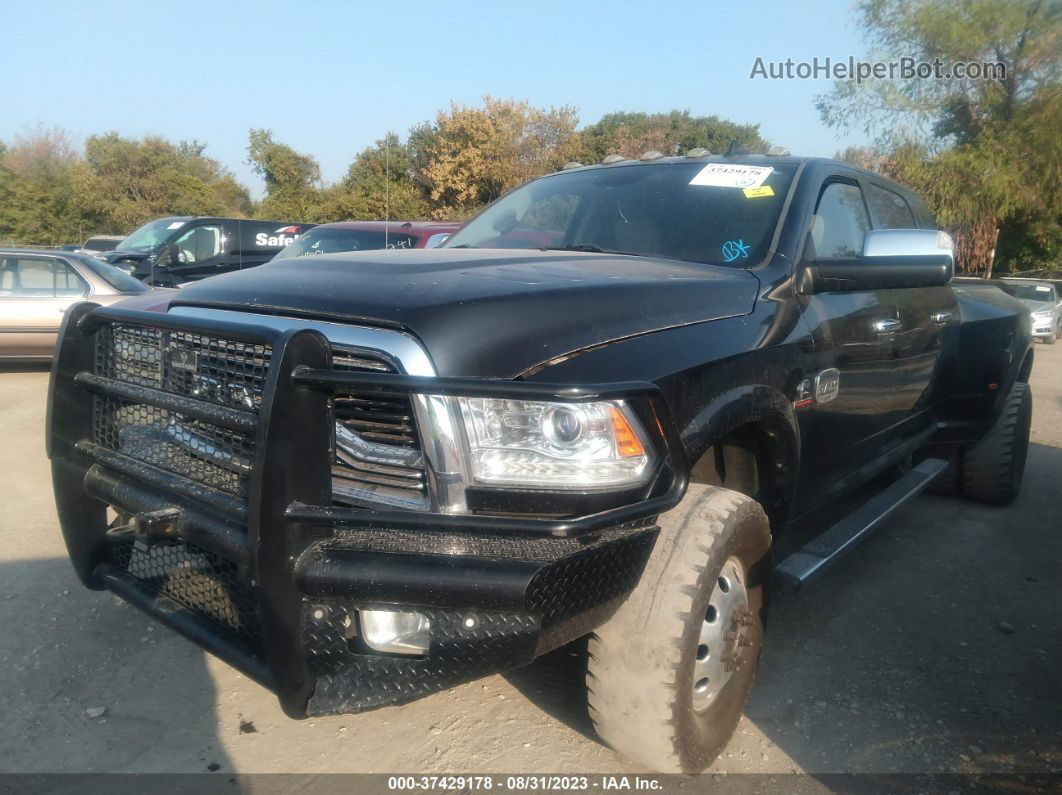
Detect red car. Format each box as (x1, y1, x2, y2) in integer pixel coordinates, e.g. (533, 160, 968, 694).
(271, 221, 460, 260)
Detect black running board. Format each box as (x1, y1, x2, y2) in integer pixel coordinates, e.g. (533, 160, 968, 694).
(775, 458, 948, 592)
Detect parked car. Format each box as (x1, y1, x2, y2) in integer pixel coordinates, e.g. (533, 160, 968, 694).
(999, 278, 1061, 344)
(78, 235, 125, 255)
(271, 221, 461, 260)
(97, 216, 317, 286)
(0, 249, 153, 360)
(47, 153, 1033, 773)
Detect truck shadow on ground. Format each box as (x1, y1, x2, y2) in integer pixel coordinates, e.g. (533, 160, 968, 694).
(0, 557, 233, 775)
(505, 441, 1062, 774)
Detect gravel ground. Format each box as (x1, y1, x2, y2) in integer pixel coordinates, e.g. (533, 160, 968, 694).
(0, 345, 1059, 777)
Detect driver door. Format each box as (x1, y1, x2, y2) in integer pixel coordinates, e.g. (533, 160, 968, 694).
(796, 178, 906, 508)
(169, 223, 226, 279)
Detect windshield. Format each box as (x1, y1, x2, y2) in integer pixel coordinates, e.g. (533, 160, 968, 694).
(117, 219, 187, 253)
(76, 255, 149, 293)
(272, 227, 418, 260)
(443, 162, 796, 267)
(998, 282, 1057, 303)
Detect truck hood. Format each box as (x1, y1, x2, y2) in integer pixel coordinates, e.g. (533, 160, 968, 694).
(172, 249, 759, 377)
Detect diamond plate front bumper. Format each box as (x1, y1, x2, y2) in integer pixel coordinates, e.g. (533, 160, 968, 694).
(47, 302, 687, 717)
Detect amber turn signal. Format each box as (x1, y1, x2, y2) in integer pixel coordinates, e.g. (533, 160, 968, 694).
(609, 406, 645, 457)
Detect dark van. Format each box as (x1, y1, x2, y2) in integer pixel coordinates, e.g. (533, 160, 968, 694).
(97, 217, 316, 285)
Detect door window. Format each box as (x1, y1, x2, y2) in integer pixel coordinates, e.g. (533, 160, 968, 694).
(811, 182, 871, 260)
(173, 225, 224, 264)
(865, 183, 916, 229)
(0, 257, 89, 297)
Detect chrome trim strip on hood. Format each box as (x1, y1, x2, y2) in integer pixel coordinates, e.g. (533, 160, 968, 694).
(168, 306, 436, 376)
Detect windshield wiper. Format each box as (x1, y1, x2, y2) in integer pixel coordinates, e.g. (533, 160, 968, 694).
(541, 244, 637, 255)
(450, 244, 478, 249)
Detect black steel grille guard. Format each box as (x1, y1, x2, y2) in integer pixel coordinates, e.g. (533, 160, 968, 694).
(47, 301, 690, 716)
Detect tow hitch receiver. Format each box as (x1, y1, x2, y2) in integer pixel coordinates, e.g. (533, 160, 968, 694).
(105, 507, 183, 544)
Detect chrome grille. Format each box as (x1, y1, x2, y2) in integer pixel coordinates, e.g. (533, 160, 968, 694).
(331, 347, 427, 509)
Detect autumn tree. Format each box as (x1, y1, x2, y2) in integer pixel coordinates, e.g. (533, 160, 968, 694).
(411, 97, 582, 218)
(819, 0, 1061, 274)
(0, 126, 91, 245)
(579, 110, 769, 163)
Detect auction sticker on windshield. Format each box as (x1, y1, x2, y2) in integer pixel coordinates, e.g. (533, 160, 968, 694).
(690, 163, 773, 188)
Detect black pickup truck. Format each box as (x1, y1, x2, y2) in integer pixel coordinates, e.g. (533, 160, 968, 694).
(47, 153, 1033, 773)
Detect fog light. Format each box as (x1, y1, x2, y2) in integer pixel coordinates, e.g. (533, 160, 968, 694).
(359, 609, 431, 655)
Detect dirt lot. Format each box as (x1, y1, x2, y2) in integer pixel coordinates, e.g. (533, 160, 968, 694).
(1, 346, 1059, 777)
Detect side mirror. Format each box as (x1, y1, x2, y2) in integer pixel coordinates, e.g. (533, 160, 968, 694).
(803, 229, 955, 293)
(164, 244, 181, 267)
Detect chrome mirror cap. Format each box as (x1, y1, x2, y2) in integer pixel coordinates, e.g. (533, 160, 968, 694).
(863, 228, 954, 263)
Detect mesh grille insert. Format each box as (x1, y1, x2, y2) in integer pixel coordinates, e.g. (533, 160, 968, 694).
(111, 538, 262, 650)
(92, 323, 267, 498)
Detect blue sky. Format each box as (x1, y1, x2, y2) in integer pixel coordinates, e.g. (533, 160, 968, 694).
(1, 0, 871, 197)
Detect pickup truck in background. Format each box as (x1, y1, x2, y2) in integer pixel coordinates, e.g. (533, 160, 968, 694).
(47, 152, 1033, 773)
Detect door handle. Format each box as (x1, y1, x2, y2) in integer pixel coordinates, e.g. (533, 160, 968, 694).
(873, 318, 901, 335)
(931, 311, 952, 324)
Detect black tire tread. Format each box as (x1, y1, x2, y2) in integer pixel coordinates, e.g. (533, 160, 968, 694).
(586, 485, 770, 773)
(961, 381, 1032, 506)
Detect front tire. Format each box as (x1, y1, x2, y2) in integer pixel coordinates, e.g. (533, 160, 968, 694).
(587, 485, 771, 773)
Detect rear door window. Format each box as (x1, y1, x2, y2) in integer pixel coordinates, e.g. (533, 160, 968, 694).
(865, 183, 916, 229)
(0, 257, 89, 297)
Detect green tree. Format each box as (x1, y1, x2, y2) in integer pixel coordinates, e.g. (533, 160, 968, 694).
(819, 0, 1061, 274)
(246, 129, 323, 219)
(77, 133, 251, 233)
(0, 126, 91, 245)
(411, 97, 582, 218)
(324, 132, 431, 221)
(579, 110, 769, 163)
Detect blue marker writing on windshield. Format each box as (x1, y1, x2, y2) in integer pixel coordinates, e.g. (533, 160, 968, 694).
(722, 239, 751, 262)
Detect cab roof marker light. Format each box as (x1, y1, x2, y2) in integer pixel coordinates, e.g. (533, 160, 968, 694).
(724, 140, 750, 157)
(601, 154, 626, 164)
(768, 146, 791, 156)
(640, 150, 665, 161)
(685, 148, 711, 158)
(561, 161, 584, 170)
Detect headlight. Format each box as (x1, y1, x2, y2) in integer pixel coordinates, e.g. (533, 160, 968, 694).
(1032, 310, 1052, 320)
(450, 397, 655, 489)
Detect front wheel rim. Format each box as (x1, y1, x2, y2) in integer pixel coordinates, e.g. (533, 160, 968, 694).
(692, 556, 752, 712)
